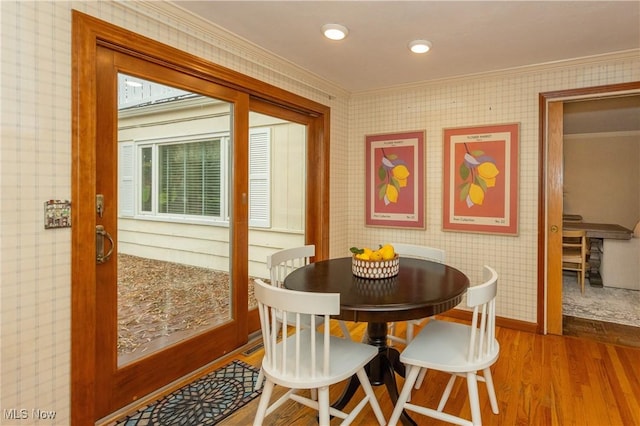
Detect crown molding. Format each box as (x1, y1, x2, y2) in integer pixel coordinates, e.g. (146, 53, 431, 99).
(115, 0, 348, 101)
(354, 49, 640, 97)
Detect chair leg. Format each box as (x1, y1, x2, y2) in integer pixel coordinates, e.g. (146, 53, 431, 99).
(437, 374, 457, 411)
(317, 386, 330, 426)
(253, 380, 274, 426)
(483, 367, 499, 414)
(338, 320, 352, 340)
(388, 365, 421, 426)
(406, 322, 415, 343)
(414, 366, 428, 389)
(255, 366, 264, 390)
(466, 372, 482, 426)
(575, 271, 581, 294)
(356, 368, 386, 425)
(388, 322, 396, 346)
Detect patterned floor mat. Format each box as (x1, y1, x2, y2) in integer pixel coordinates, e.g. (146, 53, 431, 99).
(115, 360, 261, 425)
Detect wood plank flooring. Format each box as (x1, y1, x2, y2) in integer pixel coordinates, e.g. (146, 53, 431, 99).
(217, 320, 640, 426)
(563, 315, 640, 348)
(105, 319, 640, 426)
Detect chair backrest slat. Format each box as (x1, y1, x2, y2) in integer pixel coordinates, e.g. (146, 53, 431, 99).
(391, 243, 445, 263)
(465, 266, 498, 363)
(267, 245, 315, 288)
(254, 279, 339, 380)
(562, 230, 587, 262)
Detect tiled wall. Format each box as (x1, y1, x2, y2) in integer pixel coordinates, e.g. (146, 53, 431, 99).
(0, 0, 638, 424)
(1, 2, 74, 424)
(0, 1, 346, 424)
(347, 58, 640, 323)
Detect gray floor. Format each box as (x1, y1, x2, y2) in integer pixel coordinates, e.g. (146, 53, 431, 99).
(562, 273, 640, 327)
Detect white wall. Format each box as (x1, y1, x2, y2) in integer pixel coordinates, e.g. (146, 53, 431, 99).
(564, 132, 640, 229)
(1, 0, 638, 423)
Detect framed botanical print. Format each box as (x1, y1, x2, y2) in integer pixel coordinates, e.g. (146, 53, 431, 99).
(443, 123, 519, 235)
(365, 131, 425, 229)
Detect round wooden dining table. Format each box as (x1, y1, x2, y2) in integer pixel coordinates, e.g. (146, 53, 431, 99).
(284, 256, 470, 426)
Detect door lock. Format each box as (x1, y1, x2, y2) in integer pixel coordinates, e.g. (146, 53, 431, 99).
(96, 225, 114, 264)
(96, 194, 104, 218)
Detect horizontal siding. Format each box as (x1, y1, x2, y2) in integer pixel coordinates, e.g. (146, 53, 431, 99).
(118, 219, 305, 276)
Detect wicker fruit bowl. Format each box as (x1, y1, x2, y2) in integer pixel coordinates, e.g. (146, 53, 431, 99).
(352, 254, 400, 279)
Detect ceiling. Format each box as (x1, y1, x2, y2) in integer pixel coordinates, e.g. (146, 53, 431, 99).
(174, 1, 640, 93)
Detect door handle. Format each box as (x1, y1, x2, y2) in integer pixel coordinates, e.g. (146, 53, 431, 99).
(96, 225, 114, 264)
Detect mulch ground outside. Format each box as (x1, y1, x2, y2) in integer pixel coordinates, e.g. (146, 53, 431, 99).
(118, 254, 257, 359)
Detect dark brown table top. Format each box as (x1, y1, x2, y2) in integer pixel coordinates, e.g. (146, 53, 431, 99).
(283, 256, 470, 323)
(563, 222, 633, 240)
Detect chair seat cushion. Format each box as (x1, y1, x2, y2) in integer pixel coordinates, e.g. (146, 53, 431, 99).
(263, 329, 377, 388)
(400, 319, 499, 372)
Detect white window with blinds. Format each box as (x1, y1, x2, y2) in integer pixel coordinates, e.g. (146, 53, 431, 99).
(118, 128, 271, 227)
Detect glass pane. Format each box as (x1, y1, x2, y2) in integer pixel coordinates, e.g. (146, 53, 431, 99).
(247, 112, 307, 309)
(158, 140, 221, 216)
(117, 73, 232, 365)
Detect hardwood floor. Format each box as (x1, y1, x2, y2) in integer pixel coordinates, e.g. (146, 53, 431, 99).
(216, 319, 640, 426)
(106, 319, 640, 426)
(563, 315, 640, 348)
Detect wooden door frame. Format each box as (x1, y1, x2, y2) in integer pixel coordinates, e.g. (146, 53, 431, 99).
(538, 81, 640, 335)
(72, 11, 331, 425)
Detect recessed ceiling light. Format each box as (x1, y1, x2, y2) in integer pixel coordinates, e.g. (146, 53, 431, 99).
(408, 40, 432, 54)
(322, 23, 349, 41)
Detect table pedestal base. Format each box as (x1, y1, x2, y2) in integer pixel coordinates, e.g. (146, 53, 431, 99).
(332, 322, 416, 426)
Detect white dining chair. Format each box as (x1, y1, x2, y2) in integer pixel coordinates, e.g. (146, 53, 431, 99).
(389, 265, 500, 426)
(267, 245, 352, 339)
(255, 245, 352, 391)
(387, 243, 446, 346)
(252, 279, 386, 426)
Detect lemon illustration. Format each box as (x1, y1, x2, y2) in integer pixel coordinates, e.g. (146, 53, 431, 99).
(469, 183, 485, 205)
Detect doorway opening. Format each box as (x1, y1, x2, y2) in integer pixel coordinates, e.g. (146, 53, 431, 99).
(560, 95, 640, 344)
(540, 82, 640, 340)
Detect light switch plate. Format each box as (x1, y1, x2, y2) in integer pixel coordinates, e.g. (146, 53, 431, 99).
(44, 200, 71, 229)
